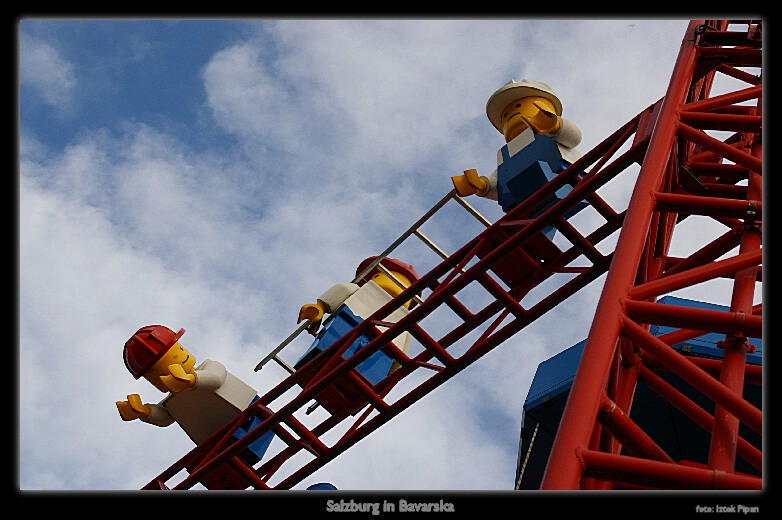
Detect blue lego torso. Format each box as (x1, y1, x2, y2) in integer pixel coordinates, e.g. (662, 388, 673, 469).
(497, 133, 566, 213)
(495, 132, 586, 238)
(294, 281, 412, 386)
(296, 305, 398, 385)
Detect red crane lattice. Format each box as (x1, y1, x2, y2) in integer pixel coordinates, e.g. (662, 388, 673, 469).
(541, 19, 762, 490)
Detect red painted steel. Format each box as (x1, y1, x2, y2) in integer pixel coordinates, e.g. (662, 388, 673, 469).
(577, 449, 761, 490)
(541, 19, 762, 489)
(141, 112, 640, 490)
(142, 19, 762, 490)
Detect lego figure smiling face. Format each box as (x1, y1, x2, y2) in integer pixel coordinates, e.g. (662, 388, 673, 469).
(144, 342, 197, 392)
(500, 96, 561, 142)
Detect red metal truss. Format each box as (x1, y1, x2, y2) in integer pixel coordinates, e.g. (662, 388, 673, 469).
(142, 106, 647, 490)
(142, 19, 762, 491)
(541, 20, 762, 490)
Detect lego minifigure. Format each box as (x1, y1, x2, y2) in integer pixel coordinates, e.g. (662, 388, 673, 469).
(295, 256, 419, 386)
(452, 80, 585, 235)
(116, 325, 273, 468)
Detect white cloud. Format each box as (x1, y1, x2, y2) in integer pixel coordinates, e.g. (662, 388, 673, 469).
(19, 34, 77, 113)
(202, 41, 296, 148)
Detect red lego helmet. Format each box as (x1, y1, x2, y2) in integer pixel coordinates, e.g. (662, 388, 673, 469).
(123, 325, 185, 379)
(355, 256, 419, 286)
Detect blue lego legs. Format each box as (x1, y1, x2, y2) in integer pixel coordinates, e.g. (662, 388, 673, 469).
(232, 396, 275, 465)
(195, 396, 275, 489)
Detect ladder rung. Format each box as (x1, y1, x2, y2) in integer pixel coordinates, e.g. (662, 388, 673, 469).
(453, 194, 492, 227)
(273, 355, 296, 375)
(374, 262, 425, 306)
(413, 229, 468, 276)
(353, 190, 459, 284)
(413, 228, 450, 261)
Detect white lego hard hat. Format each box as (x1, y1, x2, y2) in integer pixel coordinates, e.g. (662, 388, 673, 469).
(486, 79, 563, 132)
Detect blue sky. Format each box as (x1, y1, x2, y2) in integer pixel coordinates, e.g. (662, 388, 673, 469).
(21, 21, 256, 151)
(19, 18, 706, 492)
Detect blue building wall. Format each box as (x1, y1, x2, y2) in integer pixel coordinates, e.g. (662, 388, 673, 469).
(515, 296, 762, 489)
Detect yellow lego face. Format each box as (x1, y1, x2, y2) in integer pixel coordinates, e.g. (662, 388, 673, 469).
(500, 96, 557, 142)
(143, 342, 197, 392)
(371, 271, 413, 308)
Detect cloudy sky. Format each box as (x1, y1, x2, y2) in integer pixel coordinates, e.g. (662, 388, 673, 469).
(18, 18, 703, 492)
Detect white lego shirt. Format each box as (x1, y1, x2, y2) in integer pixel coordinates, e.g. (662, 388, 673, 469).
(317, 280, 412, 354)
(142, 359, 258, 445)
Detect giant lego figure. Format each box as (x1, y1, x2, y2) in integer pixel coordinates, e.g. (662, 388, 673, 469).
(293, 256, 419, 412)
(451, 79, 586, 237)
(116, 324, 274, 487)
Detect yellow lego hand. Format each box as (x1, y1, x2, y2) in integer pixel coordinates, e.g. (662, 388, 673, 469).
(522, 101, 562, 136)
(298, 302, 325, 335)
(160, 363, 196, 393)
(452, 169, 490, 197)
(116, 394, 150, 421)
